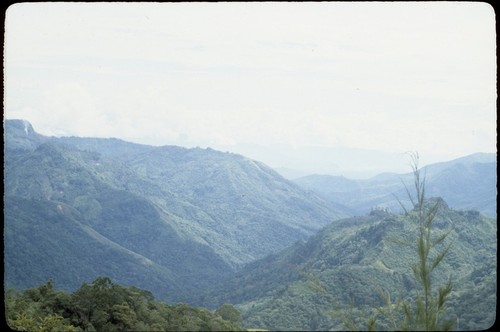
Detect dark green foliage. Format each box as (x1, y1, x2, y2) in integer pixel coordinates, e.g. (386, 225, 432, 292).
(213, 154, 495, 331)
(377, 154, 456, 331)
(5, 278, 244, 331)
(203, 201, 496, 330)
(215, 304, 243, 325)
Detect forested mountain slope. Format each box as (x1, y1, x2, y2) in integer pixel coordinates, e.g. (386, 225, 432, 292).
(4, 119, 345, 302)
(201, 200, 496, 331)
(4, 142, 231, 302)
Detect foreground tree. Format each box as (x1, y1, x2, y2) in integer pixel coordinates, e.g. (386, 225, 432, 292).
(5, 277, 244, 331)
(394, 152, 454, 331)
(339, 153, 455, 331)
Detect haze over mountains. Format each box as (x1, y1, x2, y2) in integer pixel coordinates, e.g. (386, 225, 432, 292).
(4, 119, 496, 330)
(212, 143, 441, 179)
(294, 152, 497, 218)
(4, 119, 344, 301)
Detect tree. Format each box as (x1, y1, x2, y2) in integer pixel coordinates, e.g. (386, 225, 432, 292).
(379, 153, 453, 331)
(5, 277, 244, 331)
(110, 303, 138, 330)
(394, 152, 454, 331)
(215, 303, 242, 325)
(337, 152, 455, 331)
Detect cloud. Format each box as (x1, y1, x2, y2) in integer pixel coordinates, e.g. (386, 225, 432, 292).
(4, 2, 496, 159)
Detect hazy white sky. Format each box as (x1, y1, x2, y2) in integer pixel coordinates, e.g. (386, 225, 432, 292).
(4, 2, 497, 165)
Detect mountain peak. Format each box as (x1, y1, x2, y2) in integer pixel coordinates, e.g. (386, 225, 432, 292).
(4, 119, 46, 151)
(5, 119, 35, 136)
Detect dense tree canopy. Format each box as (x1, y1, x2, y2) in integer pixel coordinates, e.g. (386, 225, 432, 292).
(5, 277, 244, 331)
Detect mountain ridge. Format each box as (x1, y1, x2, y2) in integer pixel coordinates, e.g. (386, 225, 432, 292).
(4, 119, 345, 302)
(4, 119, 496, 330)
(200, 200, 496, 330)
(294, 152, 496, 217)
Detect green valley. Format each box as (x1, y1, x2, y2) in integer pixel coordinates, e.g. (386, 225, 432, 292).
(3, 119, 496, 331)
(201, 200, 496, 330)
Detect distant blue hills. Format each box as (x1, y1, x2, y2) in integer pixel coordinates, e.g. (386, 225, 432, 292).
(294, 152, 496, 217)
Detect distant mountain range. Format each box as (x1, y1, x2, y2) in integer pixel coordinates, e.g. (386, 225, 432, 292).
(212, 143, 462, 179)
(3, 119, 496, 331)
(294, 152, 496, 218)
(4, 119, 345, 302)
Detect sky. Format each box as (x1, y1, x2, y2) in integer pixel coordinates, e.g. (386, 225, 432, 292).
(3, 2, 497, 176)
